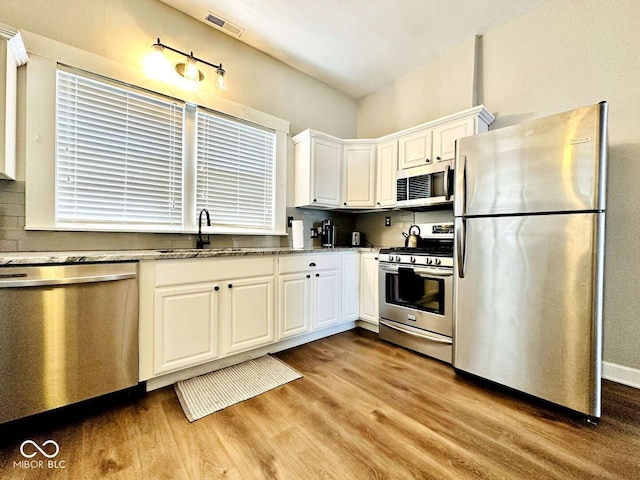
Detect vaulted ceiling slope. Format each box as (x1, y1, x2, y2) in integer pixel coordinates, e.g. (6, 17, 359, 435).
(159, 0, 548, 99)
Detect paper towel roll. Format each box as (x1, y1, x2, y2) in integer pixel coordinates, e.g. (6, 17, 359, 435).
(291, 220, 304, 249)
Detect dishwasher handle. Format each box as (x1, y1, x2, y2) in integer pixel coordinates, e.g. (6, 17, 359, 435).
(0, 272, 136, 288)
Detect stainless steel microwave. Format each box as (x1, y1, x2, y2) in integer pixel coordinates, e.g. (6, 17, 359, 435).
(396, 161, 454, 208)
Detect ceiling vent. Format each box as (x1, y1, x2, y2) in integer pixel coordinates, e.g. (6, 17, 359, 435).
(204, 12, 244, 38)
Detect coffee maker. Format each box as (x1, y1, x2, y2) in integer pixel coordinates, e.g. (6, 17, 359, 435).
(321, 219, 335, 247)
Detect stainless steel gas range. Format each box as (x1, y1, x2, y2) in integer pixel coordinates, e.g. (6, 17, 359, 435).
(378, 223, 454, 363)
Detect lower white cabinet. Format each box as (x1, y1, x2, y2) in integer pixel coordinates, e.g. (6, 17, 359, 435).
(278, 272, 313, 339)
(278, 253, 342, 338)
(141, 251, 365, 381)
(143, 256, 275, 378)
(341, 252, 360, 322)
(154, 282, 219, 374)
(359, 252, 379, 324)
(221, 275, 275, 356)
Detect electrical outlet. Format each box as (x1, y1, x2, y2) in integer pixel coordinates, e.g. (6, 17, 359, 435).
(385, 216, 391, 227)
(287, 216, 294, 227)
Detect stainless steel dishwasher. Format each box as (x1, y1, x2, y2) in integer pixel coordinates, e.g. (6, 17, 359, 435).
(0, 262, 138, 424)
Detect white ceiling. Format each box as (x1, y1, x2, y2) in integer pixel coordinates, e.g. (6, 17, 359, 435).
(159, 0, 547, 99)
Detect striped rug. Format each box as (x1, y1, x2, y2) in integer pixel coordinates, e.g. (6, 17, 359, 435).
(174, 355, 303, 422)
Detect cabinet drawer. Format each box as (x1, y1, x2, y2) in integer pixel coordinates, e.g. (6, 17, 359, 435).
(278, 253, 341, 274)
(156, 256, 275, 286)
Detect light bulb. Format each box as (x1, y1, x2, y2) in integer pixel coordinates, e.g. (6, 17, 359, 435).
(144, 43, 171, 79)
(215, 67, 227, 91)
(183, 56, 200, 82)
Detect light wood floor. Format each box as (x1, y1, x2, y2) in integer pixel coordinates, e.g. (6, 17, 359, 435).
(1, 328, 639, 479)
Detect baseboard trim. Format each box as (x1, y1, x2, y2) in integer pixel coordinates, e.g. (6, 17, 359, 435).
(146, 322, 356, 391)
(602, 361, 640, 389)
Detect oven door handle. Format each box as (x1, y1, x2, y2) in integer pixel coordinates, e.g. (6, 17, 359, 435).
(380, 320, 453, 344)
(413, 268, 453, 278)
(379, 265, 452, 278)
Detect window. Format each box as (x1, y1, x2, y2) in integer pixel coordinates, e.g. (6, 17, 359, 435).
(56, 69, 184, 230)
(27, 59, 287, 235)
(196, 109, 276, 231)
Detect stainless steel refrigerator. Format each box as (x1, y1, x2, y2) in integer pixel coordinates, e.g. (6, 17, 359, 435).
(453, 102, 607, 419)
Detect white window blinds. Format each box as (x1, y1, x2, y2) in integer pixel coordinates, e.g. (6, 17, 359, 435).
(196, 109, 276, 230)
(56, 69, 184, 229)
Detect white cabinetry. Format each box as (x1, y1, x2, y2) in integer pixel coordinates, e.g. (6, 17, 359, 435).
(141, 256, 275, 379)
(359, 252, 379, 325)
(341, 252, 360, 322)
(398, 127, 432, 170)
(0, 26, 27, 179)
(293, 107, 494, 207)
(221, 274, 274, 356)
(376, 140, 398, 207)
(293, 130, 342, 208)
(432, 117, 475, 163)
(154, 282, 219, 374)
(278, 253, 341, 336)
(393, 107, 494, 171)
(278, 271, 313, 339)
(341, 143, 376, 208)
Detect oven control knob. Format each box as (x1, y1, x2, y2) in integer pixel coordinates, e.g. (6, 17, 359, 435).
(426, 258, 433, 265)
(395, 256, 401, 262)
(410, 256, 416, 264)
(434, 258, 441, 266)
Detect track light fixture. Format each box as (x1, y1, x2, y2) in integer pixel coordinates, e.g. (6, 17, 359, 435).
(150, 38, 227, 90)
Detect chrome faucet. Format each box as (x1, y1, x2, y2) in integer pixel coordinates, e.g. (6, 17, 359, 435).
(197, 208, 211, 249)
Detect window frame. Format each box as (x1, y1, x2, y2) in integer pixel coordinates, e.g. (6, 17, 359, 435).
(24, 53, 288, 236)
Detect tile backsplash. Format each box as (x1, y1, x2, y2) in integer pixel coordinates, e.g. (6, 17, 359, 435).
(0, 179, 286, 252)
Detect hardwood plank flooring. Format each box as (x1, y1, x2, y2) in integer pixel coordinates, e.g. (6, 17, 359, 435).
(1, 328, 639, 479)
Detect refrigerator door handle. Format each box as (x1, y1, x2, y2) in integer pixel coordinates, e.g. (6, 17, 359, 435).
(462, 155, 468, 216)
(456, 217, 467, 278)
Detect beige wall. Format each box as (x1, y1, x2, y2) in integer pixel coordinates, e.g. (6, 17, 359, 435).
(356, 0, 640, 369)
(357, 36, 477, 138)
(0, 0, 358, 251)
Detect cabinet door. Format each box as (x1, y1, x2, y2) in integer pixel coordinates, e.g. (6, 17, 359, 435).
(376, 140, 398, 207)
(313, 269, 341, 330)
(359, 254, 379, 324)
(398, 128, 432, 169)
(312, 137, 342, 207)
(432, 117, 475, 162)
(342, 144, 376, 208)
(278, 272, 313, 339)
(222, 275, 275, 355)
(341, 253, 360, 322)
(154, 283, 219, 375)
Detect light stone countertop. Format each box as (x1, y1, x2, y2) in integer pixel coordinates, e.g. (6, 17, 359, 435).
(0, 247, 380, 266)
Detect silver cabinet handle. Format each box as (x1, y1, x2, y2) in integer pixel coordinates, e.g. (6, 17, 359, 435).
(0, 273, 136, 288)
(380, 320, 452, 344)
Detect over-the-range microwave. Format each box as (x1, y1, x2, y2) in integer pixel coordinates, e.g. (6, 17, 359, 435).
(396, 160, 454, 208)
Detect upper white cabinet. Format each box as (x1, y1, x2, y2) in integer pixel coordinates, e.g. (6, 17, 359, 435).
(341, 143, 376, 208)
(398, 127, 433, 169)
(293, 130, 342, 208)
(376, 140, 398, 208)
(0, 25, 28, 180)
(292, 107, 494, 209)
(432, 117, 476, 163)
(397, 109, 493, 170)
